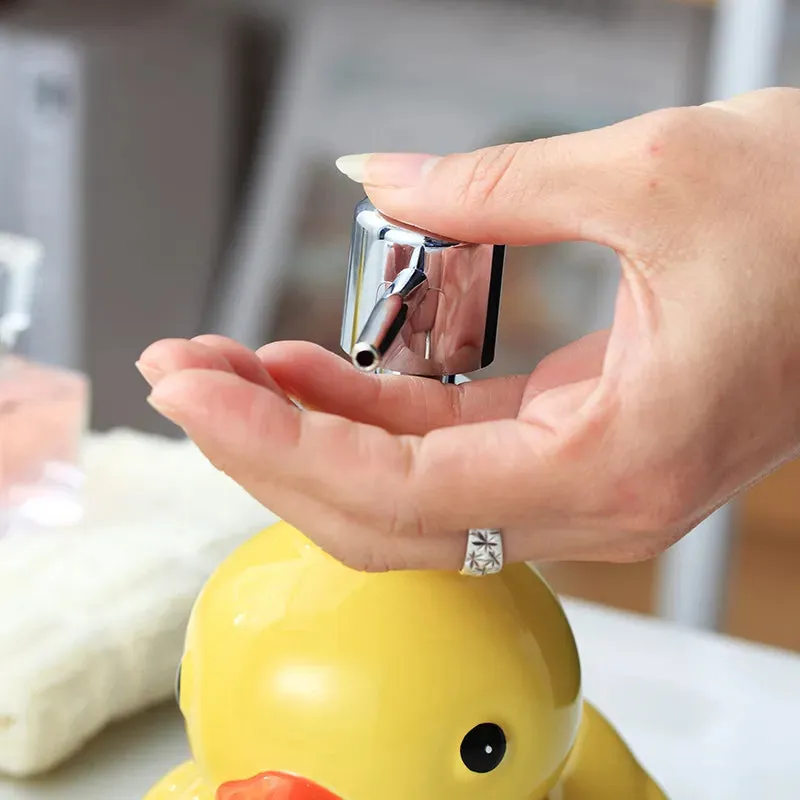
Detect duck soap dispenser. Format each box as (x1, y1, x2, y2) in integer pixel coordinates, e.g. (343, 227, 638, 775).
(144, 201, 668, 800)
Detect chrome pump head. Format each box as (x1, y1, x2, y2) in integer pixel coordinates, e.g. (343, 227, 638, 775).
(340, 198, 504, 380)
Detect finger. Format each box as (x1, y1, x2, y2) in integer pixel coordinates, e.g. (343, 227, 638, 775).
(146, 364, 605, 568)
(257, 340, 527, 433)
(191, 334, 286, 392)
(335, 110, 671, 247)
(146, 369, 597, 542)
(145, 368, 483, 571)
(139, 337, 288, 399)
(147, 369, 434, 544)
(523, 329, 610, 404)
(137, 338, 235, 386)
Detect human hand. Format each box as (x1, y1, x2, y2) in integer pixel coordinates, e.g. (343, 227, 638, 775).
(138, 87, 800, 572)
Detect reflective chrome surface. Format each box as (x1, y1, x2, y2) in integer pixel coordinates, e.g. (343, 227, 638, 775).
(340, 198, 504, 378)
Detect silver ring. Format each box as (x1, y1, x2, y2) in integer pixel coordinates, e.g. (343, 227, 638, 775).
(460, 528, 504, 577)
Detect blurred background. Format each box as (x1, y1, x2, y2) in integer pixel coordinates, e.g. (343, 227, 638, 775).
(1, 0, 799, 650)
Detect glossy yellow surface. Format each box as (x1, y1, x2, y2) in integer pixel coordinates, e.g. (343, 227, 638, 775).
(559, 704, 667, 799)
(144, 521, 667, 800)
(145, 762, 212, 800)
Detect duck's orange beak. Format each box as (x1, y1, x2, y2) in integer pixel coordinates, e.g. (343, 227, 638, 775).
(216, 772, 342, 800)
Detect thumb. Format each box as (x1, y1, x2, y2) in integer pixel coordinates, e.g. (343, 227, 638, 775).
(335, 115, 655, 247)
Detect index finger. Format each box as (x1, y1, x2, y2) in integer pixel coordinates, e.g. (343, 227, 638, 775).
(337, 106, 699, 249)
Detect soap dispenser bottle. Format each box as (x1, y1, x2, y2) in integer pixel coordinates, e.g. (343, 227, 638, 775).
(341, 197, 505, 382)
(0, 233, 89, 535)
(142, 201, 670, 800)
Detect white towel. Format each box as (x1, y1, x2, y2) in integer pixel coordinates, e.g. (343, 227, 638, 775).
(0, 428, 276, 777)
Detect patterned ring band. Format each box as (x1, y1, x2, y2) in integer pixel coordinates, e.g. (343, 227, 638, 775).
(459, 528, 504, 577)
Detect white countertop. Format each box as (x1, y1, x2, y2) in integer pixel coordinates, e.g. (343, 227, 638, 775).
(2, 598, 799, 800)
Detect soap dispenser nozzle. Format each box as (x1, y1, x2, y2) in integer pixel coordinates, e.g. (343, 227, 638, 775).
(341, 198, 504, 381)
(350, 250, 429, 372)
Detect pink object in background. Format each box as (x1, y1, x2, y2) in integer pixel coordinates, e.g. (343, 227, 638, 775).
(0, 356, 88, 530)
(0, 233, 90, 534)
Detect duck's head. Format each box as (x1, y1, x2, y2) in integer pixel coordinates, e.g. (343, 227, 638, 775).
(177, 521, 582, 800)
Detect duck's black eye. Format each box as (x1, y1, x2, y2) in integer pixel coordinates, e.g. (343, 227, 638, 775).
(175, 663, 182, 707)
(460, 723, 507, 773)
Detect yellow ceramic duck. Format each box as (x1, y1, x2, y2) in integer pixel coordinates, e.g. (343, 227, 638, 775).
(145, 520, 667, 800)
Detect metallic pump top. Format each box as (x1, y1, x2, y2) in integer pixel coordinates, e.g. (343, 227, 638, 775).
(340, 198, 505, 380)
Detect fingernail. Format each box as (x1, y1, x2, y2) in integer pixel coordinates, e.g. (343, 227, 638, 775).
(136, 360, 165, 387)
(146, 392, 176, 414)
(335, 153, 440, 188)
(335, 153, 373, 183)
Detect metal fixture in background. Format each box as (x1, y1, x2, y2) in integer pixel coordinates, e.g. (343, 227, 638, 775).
(656, 0, 788, 632)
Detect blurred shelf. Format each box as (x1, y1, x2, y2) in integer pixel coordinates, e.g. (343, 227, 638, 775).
(742, 459, 800, 545)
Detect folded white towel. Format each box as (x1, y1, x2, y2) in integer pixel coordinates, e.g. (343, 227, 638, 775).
(0, 428, 277, 777)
